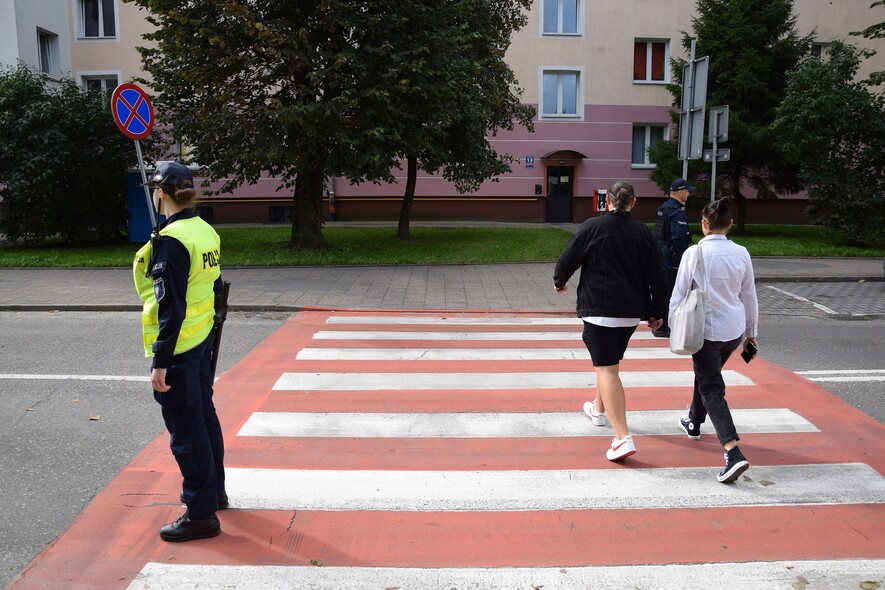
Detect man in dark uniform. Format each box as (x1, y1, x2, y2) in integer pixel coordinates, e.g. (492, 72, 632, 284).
(653, 178, 694, 337)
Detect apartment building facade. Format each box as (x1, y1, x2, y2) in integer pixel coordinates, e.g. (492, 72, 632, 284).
(2, 0, 881, 224)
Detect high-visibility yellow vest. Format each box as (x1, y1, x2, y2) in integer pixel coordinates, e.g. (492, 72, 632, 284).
(133, 217, 221, 357)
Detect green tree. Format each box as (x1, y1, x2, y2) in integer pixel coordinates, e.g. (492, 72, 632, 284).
(127, 0, 533, 248)
(356, 0, 534, 240)
(0, 64, 136, 245)
(773, 41, 885, 245)
(851, 0, 884, 86)
(648, 0, 811, 232)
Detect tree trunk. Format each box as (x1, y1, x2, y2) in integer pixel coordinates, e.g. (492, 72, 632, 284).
(290, 162, 329, 250)
(396, 154, 418, 240)
(730, 167, 747, 235)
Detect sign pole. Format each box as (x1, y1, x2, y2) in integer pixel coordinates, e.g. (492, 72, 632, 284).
(110, 83, 156, 240)
(710, 115, 718, 202)
(133, 139, 157, 228)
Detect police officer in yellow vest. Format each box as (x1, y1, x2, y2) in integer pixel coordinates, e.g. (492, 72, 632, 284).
(133, 161, 226, 542)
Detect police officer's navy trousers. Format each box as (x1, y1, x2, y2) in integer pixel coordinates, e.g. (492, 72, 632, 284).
(154, 328, 225, 519)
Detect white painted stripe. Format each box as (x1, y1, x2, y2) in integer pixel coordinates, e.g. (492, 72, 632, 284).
(272, 370, 754, 390)
(129, 560, 885, 590)
(765, 285, 838, 315)
(798, 369, 885, 382)
(224, 463, 884, 511)
(315, 330, 659, 340)
(799, 369, 885, 374)
(804, 376, 885, 383)
(327, 315, 582, 325)
(0, 374, 149, 382)
(296, 347, 683, 361)
(237, 409, 817, 438)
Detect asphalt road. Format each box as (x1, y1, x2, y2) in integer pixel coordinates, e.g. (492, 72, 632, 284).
(1, 285, 883, 588)
(0, 310, 290, 589)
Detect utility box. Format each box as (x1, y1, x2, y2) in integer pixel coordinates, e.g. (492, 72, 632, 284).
(127, 168, 153, 243)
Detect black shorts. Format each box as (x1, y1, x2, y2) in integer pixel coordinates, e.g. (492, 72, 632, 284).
(581, 321, 637, 367)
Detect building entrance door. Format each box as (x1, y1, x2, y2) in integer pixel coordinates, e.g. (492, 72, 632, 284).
(545, 166, 574, 222)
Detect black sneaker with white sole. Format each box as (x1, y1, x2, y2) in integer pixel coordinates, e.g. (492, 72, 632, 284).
(679, 417, 701, 440)
(718, 447, 749, 483)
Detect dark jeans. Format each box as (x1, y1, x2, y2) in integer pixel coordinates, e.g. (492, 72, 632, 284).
(154, 328, 225, 519)
(688, 336, 743, 446)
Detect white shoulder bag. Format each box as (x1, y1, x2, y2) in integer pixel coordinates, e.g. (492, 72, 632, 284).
(669, 245, 706, 355)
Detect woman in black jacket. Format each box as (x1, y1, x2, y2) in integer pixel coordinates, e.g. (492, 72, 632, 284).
(554, 180, 669, 461)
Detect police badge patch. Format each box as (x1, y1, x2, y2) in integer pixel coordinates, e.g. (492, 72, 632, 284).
(153, 278, 165, 301)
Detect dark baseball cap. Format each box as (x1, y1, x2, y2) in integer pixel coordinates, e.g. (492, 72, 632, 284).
(146, 161, 193, 187)
(670, 178, 696, 192)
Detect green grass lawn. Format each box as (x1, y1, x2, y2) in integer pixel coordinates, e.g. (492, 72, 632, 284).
(0, 224, 882, 267)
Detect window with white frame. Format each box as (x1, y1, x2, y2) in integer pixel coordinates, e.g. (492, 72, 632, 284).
(82, 74, 119, 92)
(37, 30, 58, 75)
(632, 124, 666, 166)
(542, 70, 580, 118)
(633, 40, 668, 82)
(543, 0, 580, 35)
(79, 0, 116, 38)
(810, 42, 828, 60)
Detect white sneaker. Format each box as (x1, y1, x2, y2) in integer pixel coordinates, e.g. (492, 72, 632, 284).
(606, 435, 636, 461)
(583, 399, 606, 426)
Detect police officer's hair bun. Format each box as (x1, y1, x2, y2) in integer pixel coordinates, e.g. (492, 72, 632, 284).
(162, 179, 196, 205)
(703, 197, 733, 230)
(608, 180, 635, 212)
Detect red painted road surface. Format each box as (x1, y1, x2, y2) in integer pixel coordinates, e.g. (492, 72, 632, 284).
(7, 310, 884, 589)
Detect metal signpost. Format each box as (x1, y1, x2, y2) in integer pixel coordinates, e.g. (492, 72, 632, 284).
(110, 83, 156, 227)
(704, 105, 730, 201)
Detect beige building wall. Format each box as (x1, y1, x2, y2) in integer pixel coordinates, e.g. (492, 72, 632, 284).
(508, 0, 695, 108)
(69, 0, 154, 87)
(794, 0, 885, 81)
(508, 0, 884, 109)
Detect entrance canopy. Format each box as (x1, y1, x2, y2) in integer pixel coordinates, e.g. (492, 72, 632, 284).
(540, 150, 588, 163)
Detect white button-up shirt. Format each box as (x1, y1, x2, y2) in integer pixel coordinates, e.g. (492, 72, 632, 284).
(669, 234, 758, 342)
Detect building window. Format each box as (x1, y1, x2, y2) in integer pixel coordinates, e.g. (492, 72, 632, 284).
(80, 0, 116, 38)
(269, 206, 292, 224)
(633, 40, 668, 82)
(811, 43, 828, 60)
(543, 0, 580, 35)
(37, 30, 58, 75)
(632, 124, 666, 166)
(542, 70, 581, 118)
(82, 74, 118, 92)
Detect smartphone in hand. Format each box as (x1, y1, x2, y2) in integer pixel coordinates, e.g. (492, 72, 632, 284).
(741, 341, 758, 363)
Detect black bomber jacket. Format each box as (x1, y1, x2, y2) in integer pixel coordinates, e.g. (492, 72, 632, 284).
(554, 211, 669, 320)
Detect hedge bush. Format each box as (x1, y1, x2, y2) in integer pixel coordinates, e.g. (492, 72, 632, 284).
(0, 64, 139, 245)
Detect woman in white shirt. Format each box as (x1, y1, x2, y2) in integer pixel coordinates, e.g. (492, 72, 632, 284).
(669, 198, 758, 483)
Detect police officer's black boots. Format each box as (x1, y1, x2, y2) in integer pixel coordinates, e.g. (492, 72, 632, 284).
(159, 511, 221, 542)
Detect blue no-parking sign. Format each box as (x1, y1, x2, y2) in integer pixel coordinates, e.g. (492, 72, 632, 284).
(112, 83, 157, 228)
(111, 83, 154, 140)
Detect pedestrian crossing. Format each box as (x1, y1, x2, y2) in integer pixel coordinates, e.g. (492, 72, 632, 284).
(9, 310, 884, 589)
(138, 310, 883, 588)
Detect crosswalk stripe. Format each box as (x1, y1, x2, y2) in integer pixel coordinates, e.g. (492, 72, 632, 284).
(326, 315, 583, 325)
(296, 346, 683, 360)
(272, 370, 754, 390)
(237, 408, 817, 438)
(224, 463, 884, 511)
(314, 330, 661, 340)
(128, 559, 885, 590)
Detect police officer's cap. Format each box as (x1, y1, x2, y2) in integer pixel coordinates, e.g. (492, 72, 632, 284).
(147, 161, 193, 188)
(670, 178, 696, 192)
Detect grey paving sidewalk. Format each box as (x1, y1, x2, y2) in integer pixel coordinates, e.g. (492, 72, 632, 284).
(0, 257, 881, 312)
